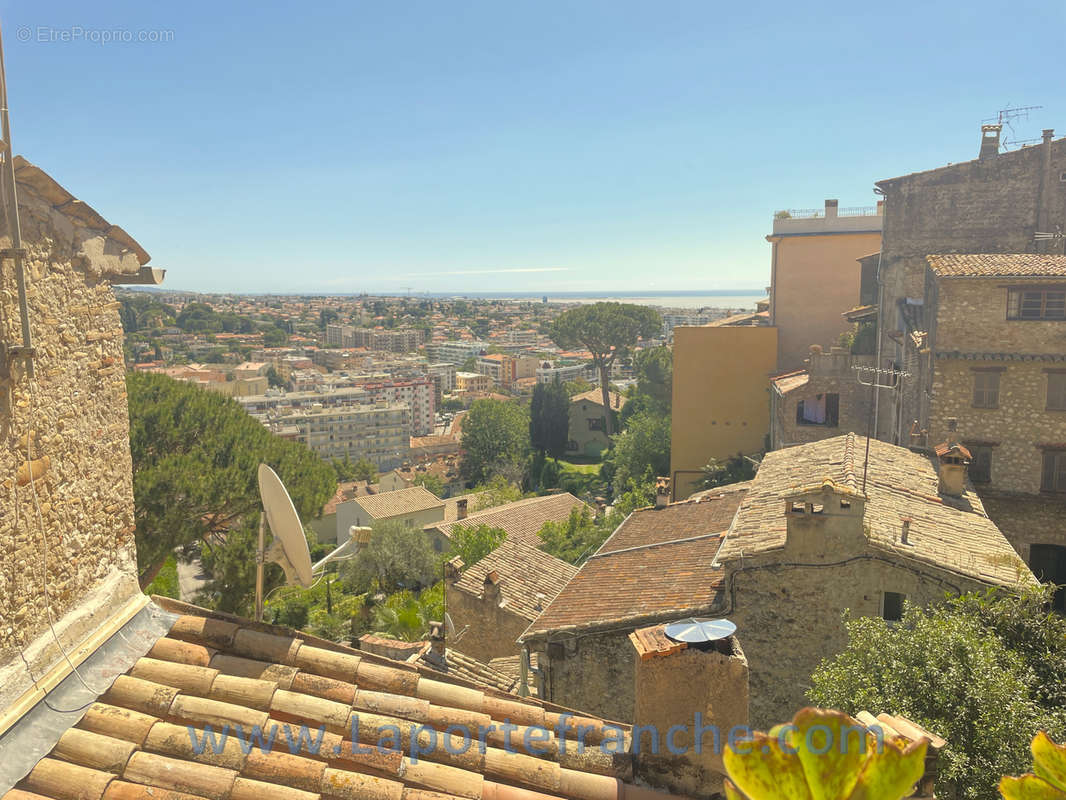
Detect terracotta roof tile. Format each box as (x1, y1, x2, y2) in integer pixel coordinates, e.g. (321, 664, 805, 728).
(429, 495, 587, 549)
(352, 486, 444, 520)
(453, 540, 578, 621)
(927, 253, 1066, 278)
(522, 492, 745, 637)
(12, 599, 663, 800)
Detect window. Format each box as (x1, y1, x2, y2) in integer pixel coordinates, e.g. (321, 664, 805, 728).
(968, 444, 993, 483)
(1008, 288, 1066, 320)
(1042, 450, 1066, 493)
(1048, 372, 1066, 412)
(588, 417, 605, 431)
(796, 393, 839, 426)
(882, 591, 905, 622)
(1030, 545, 1066, 613)
(972, 370, 1001, 409)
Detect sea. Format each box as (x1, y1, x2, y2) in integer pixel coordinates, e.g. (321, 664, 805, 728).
(429, 290, 765, 311)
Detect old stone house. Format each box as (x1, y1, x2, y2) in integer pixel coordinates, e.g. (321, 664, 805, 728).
(522, 434, 1033, 728)
(444, 538, 577, 664)
(334, 484, 445, 543)
(567, 389, 626, 457)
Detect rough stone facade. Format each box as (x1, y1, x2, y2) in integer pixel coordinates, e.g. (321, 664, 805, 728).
(771, 348, 874, 449)
(444, 576, 531, 664)
(536, 627, 638, 724)
(874, 131, 1066, 443)
(0, 159, 149, 713)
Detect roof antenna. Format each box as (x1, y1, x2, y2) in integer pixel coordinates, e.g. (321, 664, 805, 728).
(983, 104, 1043, 150)
(853, 364, 910, 493)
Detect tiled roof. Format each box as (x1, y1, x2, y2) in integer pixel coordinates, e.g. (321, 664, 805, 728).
(443, 492, 491, 522)
(430, 494, 587, 549)
(522, 491, 746, 638)
(453, 540, 579, 621)
(321, 481, 379, 517)
(417, 648, 520, 695)
(570, 390, 627, 411)
(12, 598, 668, 800)
(719, 433, 1034, 587)
(926, 253, 1066, 278)
(487, 655, 540, 697)
(353, 486, 444, 520)
(770, 370, 809, 395)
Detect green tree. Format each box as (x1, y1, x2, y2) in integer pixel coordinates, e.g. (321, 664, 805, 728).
(537, 506, 608, 564)
(549, 303, 661, 436)
(460, 399, 530, 486)
(127, 373, 334, 603)
(530, 379, 570, 460)
(809, 587, 1066, 800)
(265, 366, 285, 388)
(470, 475, 528, 510)
(461, 356, 479, 373)
(351, 457, 378, 483)
(339, 519, 439, 594)
(370, 583, 444, 642)
(176, 302, 222, 333)
(319, 308, 339, 329)
(702, 452, 757, 489)
(609, 410, 671, 490)
(629, 346, 673, 416)
(448, 524, 506, 567)
(412, 472, 445, 497)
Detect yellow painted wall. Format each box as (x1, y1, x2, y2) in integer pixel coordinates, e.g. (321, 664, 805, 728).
(670, 325, 779, 500)
(770, 232, 881, 371)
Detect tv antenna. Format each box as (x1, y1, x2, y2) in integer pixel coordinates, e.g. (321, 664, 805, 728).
(983, 104, 1043, 151)
(255, 464, 372, 621)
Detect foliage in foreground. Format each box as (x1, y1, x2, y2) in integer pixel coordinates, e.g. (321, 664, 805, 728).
(1000, 731, 1066, 800)
(723, 707, 927, 800)
(809, 587, 1066, 800)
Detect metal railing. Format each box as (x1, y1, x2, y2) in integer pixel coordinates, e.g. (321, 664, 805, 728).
(774, 205, 879, 220)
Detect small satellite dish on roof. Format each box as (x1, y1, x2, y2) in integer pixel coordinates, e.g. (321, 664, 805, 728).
(663, 617, 737, 644)
(254, 464, 373, 621)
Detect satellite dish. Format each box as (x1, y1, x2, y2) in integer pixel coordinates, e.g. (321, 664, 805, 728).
(663, 617, 737, 644)
(257, 464, 313, 588)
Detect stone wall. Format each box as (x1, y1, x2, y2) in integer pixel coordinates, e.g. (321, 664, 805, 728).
(536, 627, 638, 724)
(981, 492, 1066, 558)
(726, 553, 990, 728)
(0, 159, 146, 714)
(772, 349, 874, 449)
(444, 580, 530, 664)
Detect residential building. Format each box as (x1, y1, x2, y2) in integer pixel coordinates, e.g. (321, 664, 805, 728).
(425, 493, 588, 552)
(769, 199, 883, 371)
(669, 321, 778, 499)
(476, 353, 539, 389)
(455, 371, 490, 393)
(325, 322, 355, 346)
(268, 402, 410, 471)
(363, 378, 435, 436)
(536, 361, 590, 384)
(335, 485, 445, 543)
(567, 389, 627, 457)
(428, 339, 488, 365)
(426, 361, 457, 398)
(445, 538, 578, 664)
(523, 435, 1033, 726)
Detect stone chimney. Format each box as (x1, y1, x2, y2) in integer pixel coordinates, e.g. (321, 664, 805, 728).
(824, 198, 838, 218)
(655, 477, 670, 508)
(456, 497, 468, 520)
(934, 443, 971, 497)
(630, 622, 748, 797)
(444, 556, 464, 583)
(783, 479, 866, 560)
(482, 569, 501, 604)
(428, 620, 446, 659)
(979, 124, 1002, 159)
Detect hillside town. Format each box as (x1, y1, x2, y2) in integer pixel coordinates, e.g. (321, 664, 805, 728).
(2, 9, 1066, 800)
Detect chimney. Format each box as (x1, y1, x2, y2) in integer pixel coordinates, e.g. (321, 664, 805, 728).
(1043, 128, 1055, 145)
(655, 476, 670, 508)
(824, 198, 838, 218)
(483, 570, 501, 603)
(900, 517, 912, 545)
(630, 621, 748, 796)
(456, 497, 468, 520)
(444, 556, 464, 583)
(428, 620, 446, 661)
(979, 124, 1002, 159)
(876, 199, 885, 216)
(935, 443, 971, 497)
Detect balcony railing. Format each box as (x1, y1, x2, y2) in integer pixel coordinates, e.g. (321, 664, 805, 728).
(774, 205, 879, 220)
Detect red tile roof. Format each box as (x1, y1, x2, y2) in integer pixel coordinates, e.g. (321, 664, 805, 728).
(927, 253, 1066, 278)
(453, 540, 578, 621)
(429, 494, 587, 549)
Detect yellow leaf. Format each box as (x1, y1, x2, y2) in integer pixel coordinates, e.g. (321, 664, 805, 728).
(1032, 733, 1066, 794)
(1000, 775, 1066, 800)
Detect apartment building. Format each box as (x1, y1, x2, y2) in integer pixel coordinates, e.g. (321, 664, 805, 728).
(362, 377, 435, 436)
(768, 199, 883, 370)
(269, 402, 410, 469)
(535, 361, 591, 384)
(325, 324, 424, 352)
(455, 371, 491, 393)
(426, 362, 457, 401)
(428, 339, 489, 365)
(475, 353, 538, 388)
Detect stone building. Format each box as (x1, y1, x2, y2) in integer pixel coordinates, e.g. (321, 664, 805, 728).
(566, 388, 626, 458)
(0, 158, 163, 726)
(444, 538, 577, 664)
(523, 434, 1033, 728)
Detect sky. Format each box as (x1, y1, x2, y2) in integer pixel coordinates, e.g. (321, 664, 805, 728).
(1, 1, 1063, 295)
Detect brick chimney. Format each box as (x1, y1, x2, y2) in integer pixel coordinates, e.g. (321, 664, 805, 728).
(979, 124, 1002, 159)
(483, 569, 501, 604)
(630, 622, 748, 797)
(456, 497, 468, 520)
(934, 443, 971, 497)
(655, 477, 670, 508)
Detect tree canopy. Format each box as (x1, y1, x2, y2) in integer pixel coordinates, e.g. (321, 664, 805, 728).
(459, 399, 530, 486)
(447, 524, 507, 567)
(608, 409, 671, 491)
(339, 518, 441, 595)
(809, 587, 1066, 800)
(549, 303, 661, 435)
(127, 372, 335, 608)
(530, 379, 570, 460)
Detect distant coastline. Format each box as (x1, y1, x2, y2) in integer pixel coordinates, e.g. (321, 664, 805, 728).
(436, 290, 766, 310)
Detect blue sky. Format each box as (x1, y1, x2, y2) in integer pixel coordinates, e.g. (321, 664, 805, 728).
(3, 1, 1063, 294)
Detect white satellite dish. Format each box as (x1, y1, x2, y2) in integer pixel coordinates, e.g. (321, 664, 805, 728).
(254, 464, 374, 622)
